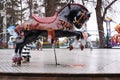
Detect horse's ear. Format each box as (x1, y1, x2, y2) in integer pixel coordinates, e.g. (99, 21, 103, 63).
(88, 12, 92, 17)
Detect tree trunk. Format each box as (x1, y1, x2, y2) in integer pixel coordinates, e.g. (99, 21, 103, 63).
(20, 0, 23, 24)
(45, 0, 57, 17)
(95, 0, 106, 48)
(27, 0, 33, 17)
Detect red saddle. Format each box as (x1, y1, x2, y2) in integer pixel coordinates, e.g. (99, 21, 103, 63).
(32, 12, 58, 23)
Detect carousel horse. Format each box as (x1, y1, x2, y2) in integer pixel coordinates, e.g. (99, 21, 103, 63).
(12, 3, 90, 66)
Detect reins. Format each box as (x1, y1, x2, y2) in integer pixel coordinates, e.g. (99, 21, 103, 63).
(75, 11, 89, 26)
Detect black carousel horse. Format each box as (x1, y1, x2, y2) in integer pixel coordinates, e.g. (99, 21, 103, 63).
(12, 3, 90, 66)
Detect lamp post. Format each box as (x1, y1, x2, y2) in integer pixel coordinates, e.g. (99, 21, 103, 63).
(104, 17, 112, 48)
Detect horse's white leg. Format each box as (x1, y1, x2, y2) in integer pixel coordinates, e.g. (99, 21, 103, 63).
(79, 39, 86, 50)
(69, 39, 79, 50)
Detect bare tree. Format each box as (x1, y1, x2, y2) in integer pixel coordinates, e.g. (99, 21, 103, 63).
(27, 0, 33, 17)
(95, 0, 118, 48)
(44, 0, 57, 17)
(82, 0, 118, 48)
(0, 0, 4, 33)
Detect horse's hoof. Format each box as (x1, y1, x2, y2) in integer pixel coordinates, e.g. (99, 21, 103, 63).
(80, 45, 84, 51)
(69, 45, 73, 51)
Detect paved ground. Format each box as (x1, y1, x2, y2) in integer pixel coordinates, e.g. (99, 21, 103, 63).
(0, 48, 120, 80)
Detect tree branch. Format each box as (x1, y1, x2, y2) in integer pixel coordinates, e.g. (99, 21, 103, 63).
(102, 0, 118, 20)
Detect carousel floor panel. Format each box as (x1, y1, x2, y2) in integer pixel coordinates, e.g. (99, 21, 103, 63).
(0, 48, 120, 80)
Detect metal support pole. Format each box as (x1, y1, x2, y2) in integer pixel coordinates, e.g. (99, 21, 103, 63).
(53, 41, 58, 65)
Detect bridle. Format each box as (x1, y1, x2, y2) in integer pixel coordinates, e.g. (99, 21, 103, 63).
(74, 11, 89, 27)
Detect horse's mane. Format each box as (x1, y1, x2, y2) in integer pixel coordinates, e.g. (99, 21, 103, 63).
(57, 3, 88, 14)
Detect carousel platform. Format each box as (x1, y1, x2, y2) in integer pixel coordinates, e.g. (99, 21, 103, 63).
(0, 48, 120, 80)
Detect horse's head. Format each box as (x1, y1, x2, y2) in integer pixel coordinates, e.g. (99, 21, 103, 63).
(58, 3, 91, 29)
(73, 10, 90, 29)
(67, 9, 90, 29)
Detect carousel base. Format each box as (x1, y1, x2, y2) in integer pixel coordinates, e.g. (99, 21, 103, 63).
(0, 49, 120, 80)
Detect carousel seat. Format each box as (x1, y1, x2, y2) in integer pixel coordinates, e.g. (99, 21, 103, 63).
(32, 12, 58, 23)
